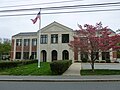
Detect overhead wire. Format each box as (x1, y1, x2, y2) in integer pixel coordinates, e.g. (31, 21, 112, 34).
(0, 8, 120, 17)
(0, 1, 120, 17)
(0, 1, 120, 13)
(0, 0, 83, 8)
(1, 0, 24, 3)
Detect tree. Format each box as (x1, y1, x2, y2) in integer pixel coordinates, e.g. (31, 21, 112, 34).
(0, 39, 11, 60)
(68, 22, 120, 72)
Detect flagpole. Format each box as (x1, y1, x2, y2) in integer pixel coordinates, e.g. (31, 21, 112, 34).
(38, 8, 41, 68)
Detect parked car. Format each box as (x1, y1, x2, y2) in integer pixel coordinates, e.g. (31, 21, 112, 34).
(2, 55, 10, 60)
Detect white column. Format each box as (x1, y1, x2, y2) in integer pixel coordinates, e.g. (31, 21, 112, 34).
(13, 39, 16, 60)
(47, 34, 51, 62)
(47, 49, 51, 62)
(78, 53, 81, 61)
(69, 50, 74, 63)
(70, 32, 74, 63)
(21, 38, 24, 60)
(113, 51, 117, 61)
(99, 52, 102, 61)
(110, 51, 113, 61)
(29, 38, 32, 58)
(109, 48, 113, 61)
(59, 49, 62, 60)
(59, 34, 62, 60)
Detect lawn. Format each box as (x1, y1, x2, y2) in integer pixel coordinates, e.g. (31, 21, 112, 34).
(0, 62, 52, 75)
(81, 69, 120, 75)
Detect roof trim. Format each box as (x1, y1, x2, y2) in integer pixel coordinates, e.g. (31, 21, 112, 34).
(39, 21, 73, 32)
(12, 32, 37, 37)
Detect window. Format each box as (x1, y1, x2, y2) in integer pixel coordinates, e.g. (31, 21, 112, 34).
(30, 52, 37, 59)
(41, 35, 48, 44)
(16, 39, 22, 46)
(32, 38, 37, 46)
(24, 39, 30, 46)
(91, 52, 99, 60)
(81, 52, 88, 60)
(62, 34, 69, 43)
(102, 52, 110, 60)
(16, 52, 21, 59)
(51, 34, 58, 43)
(23, 52, 29, 59)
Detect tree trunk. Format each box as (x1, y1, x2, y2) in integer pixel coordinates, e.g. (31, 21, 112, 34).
(91, 51, 95, 72)
(91, 60, 94, 72)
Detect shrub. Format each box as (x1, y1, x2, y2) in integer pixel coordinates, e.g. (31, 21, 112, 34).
(75, 60, 81, 63)
(81, 58, 88, 63)
(95, 60, 99, 63)
(100, 60, 106, 63)
(0, 60, 37, 69)
(50, 60, 72, 75)
(106, 59, 111, 63)
(114, 60, 119, 63)
(0, 61, 18, 69)
(21, 60, 38, 65)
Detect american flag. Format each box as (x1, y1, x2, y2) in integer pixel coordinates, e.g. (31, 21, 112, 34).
(31, 12, 40, 24)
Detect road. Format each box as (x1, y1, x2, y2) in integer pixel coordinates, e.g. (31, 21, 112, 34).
(0, 81, 120, 90)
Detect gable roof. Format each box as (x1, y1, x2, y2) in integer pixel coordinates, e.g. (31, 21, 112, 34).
(12, 21, 73, 37)
(40, 21, 73, 32)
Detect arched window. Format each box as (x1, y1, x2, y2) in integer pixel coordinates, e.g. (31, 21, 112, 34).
(41, 50, 47, 62)
(62, 50, 69, 60)
(51, 50, 57, 61)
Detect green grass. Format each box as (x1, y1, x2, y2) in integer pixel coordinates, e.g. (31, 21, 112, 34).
(0, 62, 52, 75)
(81, 69, 120, 75)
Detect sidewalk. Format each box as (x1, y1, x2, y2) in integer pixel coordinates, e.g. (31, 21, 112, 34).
(62, 63, 81, 76)
(0, 75, 120, 82)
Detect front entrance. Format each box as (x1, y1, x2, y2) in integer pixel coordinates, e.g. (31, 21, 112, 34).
(41, 50, 47, 62)
(51, 50, 57, 61)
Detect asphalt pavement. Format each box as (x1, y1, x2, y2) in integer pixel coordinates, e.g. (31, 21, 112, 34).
(1, 81, 120, 90)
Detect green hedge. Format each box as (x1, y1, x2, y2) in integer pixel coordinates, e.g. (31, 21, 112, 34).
(50, 60, 72, 75)
(0, 60, 37, 69)
(106, 59, 111, 63)
(81, 58, 88, 62)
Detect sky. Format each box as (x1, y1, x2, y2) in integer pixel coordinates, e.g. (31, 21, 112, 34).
(0, 0, 120, 39)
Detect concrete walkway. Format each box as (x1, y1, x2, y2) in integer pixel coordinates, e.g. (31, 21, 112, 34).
(82, 63, 120, 70)
(63, 63, 81, 76)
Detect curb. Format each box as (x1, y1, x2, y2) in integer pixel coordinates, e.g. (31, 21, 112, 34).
(0, 79, 120, 82)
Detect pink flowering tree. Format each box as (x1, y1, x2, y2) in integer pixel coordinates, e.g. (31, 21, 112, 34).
(68, 22, 120, 72)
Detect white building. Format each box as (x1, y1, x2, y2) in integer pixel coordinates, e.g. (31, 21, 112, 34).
(11, 21, 117, 62)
